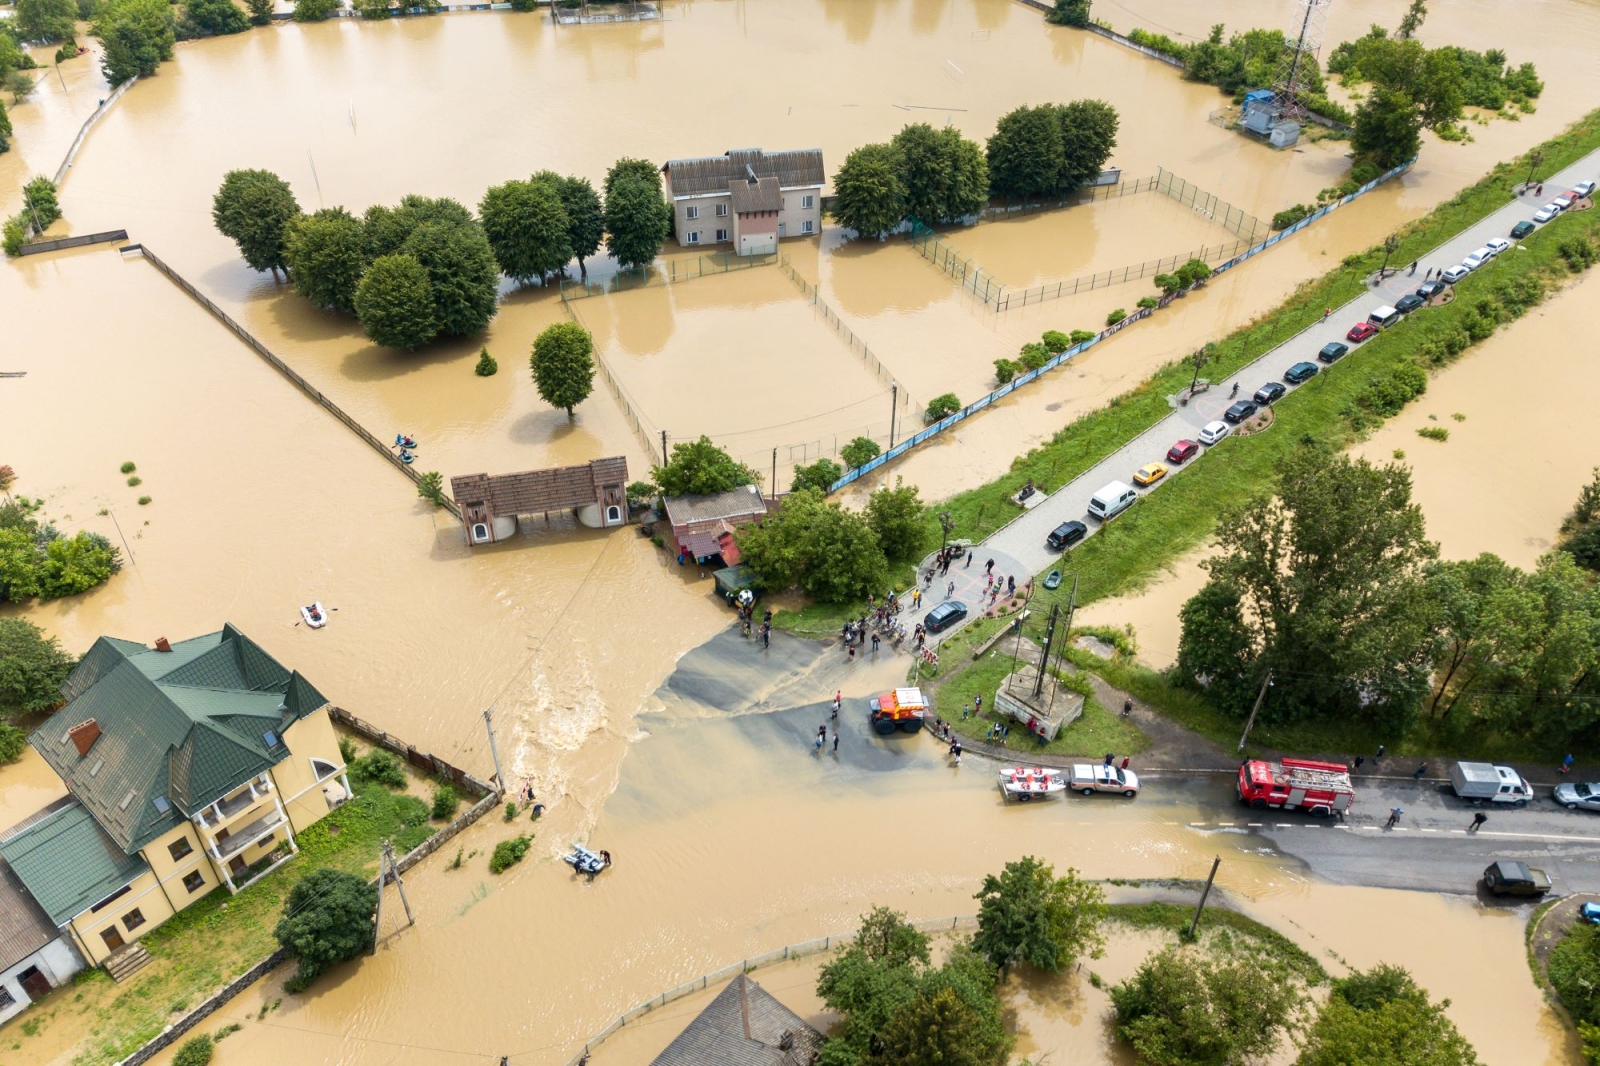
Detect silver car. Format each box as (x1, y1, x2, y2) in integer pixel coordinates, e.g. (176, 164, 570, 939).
(1441, 264, 1470, 283)
(1555, 781, 1600, 812)
(1534, 203, 1562, 222)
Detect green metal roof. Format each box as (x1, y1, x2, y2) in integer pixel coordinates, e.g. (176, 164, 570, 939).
(30, 625, 329, 855)
(0, 801, 150, 926)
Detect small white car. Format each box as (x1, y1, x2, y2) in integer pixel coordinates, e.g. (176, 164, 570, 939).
(1485, 237, 1512, 256)
(1198, 420, 1231, 446)
(1574, 180, 1597, 199)
(1441, 264, 1471, 283)
(1462, 248, 1491, 270)
(1534, 203, 1562, 222)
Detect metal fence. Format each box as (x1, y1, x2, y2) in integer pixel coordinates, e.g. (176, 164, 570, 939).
(828, 156, 1416, 494)
(561, 915, 980, 1066)
(559, 250, 775, 302)
(908, 219, 1008, 307)
(12, 229, 128, 256)
(1153, 167, 1268, 244)
(996, 237, 1253, 310)
(557, 293, 663, 461)
(127, 244, 460, 517)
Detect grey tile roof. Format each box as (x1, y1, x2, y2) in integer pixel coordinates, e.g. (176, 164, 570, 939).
(662, 485, 769, 526)
(729, 176, 782, 214)
(0, 857, 62, 972)
(0, 801, 149, 926)
(29, 625, 329, 855)
(650, 975, 823, 1066)
(663, 149, 825, 199)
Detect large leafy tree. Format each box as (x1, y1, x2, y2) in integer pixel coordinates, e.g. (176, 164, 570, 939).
(791, 458, 843, 494)
(479, 178, 572, 285)
(864, 479, 927, 562)
(0, 617, 74, 720)
(891, 123, 987, 225)
(1175, 447, 1439, 734)
(285, 207, 367, 313)
(529, 321, 594, 418)
(180, 0, 248, 36)
(17, 0, 79, 41)
(1352, 86, 1425, 170)
(603, 171, 671, 271)
(94, 0, 176, 84)
(652, 436, 757, 497)
(971, 855, 1105, 974)
(1112, 948, 1304, 1066)
(1056, 98, 1120, 191)
(1298, 964, 1479, 1066)
(354, 253, 437, 350)
(212, 169, 301, 278)
(399, 218, 500, 337)
(986, 104, 1064, 202)
(273, 868, 378, 992)
(736, 488, 888, 605)
(361, 194, 476, 259)
(868, 985, 993, 1066)
(554, 175, 604, 278)
(832, 143, 906, 239)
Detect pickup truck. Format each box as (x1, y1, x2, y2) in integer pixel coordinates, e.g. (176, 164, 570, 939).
(1069, 764, 1140, 798)
(1482, 860, 1552, 898)
(1450, 761, 1534, 807)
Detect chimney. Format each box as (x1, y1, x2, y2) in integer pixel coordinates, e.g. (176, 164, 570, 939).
(69, 719, 102, 757)
(155, 637, 172, 652)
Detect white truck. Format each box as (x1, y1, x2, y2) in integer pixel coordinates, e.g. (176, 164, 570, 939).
(1449, 761, 1534, 807)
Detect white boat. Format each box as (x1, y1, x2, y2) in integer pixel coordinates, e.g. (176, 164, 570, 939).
(997, 767, 1066, 801)
(300, 602, 328, 628)
(563, 844, 610, 877)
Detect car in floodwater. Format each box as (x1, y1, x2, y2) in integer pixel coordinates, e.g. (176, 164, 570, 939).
(1254, 381, 1286, 405)
(1554, 781, 1600, 812)
(1483, 860, 1551, 898)
(1166, 439, 1200, 464)
(1198, 420, 1231, 445)
(1511, 220, 1536, 239)
(1534, 203, 1562, 222)
(1441, 264, 1471, 283)
(1069, 764, 1140, 798)
(923, 600, 967, 634)
(1318, 341, 1349, 363)
(1346, 322, 1379, 343)
(1284, 361, 1320, 385)
(1133, 462, 1168, 487)
(1394, 293, 1425, 314)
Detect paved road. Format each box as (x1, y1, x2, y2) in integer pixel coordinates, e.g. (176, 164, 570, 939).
(985, 147, 1600, 576)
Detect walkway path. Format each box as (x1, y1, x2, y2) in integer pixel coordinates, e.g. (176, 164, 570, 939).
(984, 148, 1600, 576)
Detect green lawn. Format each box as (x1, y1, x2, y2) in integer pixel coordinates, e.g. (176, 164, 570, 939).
(935, 648, 1148, 758)
(1106, 901, 1328, 983)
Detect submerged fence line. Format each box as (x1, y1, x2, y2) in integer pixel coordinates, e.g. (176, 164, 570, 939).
(1153, 167, 1268, 244)
(126, 244, 460, 518)
(559, 250, 775, 302)
(558, 293, 663, 461)
(831, 156, 1415, 494)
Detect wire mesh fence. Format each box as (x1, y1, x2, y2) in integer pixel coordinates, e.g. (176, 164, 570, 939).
(557, 292, 663, 461)
(1153, 166, 1268, 244)
(559, 250, 776, 302)
(995, 237, 1253, 310)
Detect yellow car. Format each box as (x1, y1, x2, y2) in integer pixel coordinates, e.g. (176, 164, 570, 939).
(1133, 462, 1168, 487)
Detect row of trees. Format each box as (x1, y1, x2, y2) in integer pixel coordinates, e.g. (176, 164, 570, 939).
(831, 101, 1118, 238)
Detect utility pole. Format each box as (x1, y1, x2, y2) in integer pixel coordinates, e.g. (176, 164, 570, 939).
(1524, 149, 1545, 191)
(771, 448, 777, 496)
(483, 707, 505, 791)
(1034, 604, 1060, 698)
(889, 381, 899, 447)
(1186, 856, 1221, 940)
(383, 840, 414, 926)
(372, 840, 415, 953)
(1236, 669, 1274, 751)
(660, 430, 669, 467)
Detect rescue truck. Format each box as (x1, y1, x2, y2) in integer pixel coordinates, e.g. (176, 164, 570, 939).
(869, 687, 930, 735)
(1237, 757, 1354, 817)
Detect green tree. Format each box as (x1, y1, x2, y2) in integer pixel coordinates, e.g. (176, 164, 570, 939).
(892, 123, 988, 225)
(864, 480, 926, 562)
(474, 346, 497, 376)
(17, 0, 79, 41)
(1175, 257, 1212, 287)
(602, 156, 662, 200)
(529, 321, 594, 417)
(354, 253, 438, 350)
(245, 0, 272, 24)
(971, 856, 1105, 974)
(180, 0, 248, 36)
(555, 174, 604, 278)
(273, 867, 377, 991)
(285, 207, 367, 313)
(292, 0, 338, 20)
(93, 0, 175, 84)
(1175, 448, 1439, 733)
(868, 985, 993, 1066)
(1552, 922, 1600, 1029)
(1174, 578, 1254, 711)
(1055, 99, 1120, 192)
(926, 393, 961, 421)
(479, 178, 572, 285)
(603, 171, 671, 271)
(832, 142, 906, 239)
(0, 617, 74, 719)
(652, 436, 758, 497)
(1396, 0, 1427, 39)
(1111, 948, 1303, 1066)
(852, 906, 930, 967)
(415, 471, 446, 508)
(212, 168, 301, 278)
(37, 532, 120, 599)
(840, 436, 881, 470)
(736, 489, 888, 604)
(21, 175, 60, 230)
(1353, 86, 1424, 170)
(792, 458, 843, 494)
(986, 104, 1064, 202)
(360, 194, 474, 259)
(1046, 0, 1090, 28)
(400, 219, 500, 337)
(1, 99, 12, 156)
(1298, 964, 1479, 1066)
(0, 722, 26, 764)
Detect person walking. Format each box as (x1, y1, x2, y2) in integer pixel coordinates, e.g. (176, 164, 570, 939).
(1375, 744, 1385, 762)
(1322, 306, 1331, 322)
(1354, 756, 1364, 771)
(1006, 575, 1016, 595)
(1122, 697, 1134, 717)
(1386, 806, 1403, 828)
(912, 588, 922, 609)
(1562, 754, 1575, 775)
(1103, 752, 1115, 767)
(1412, 762, 1427, 781)
(974, 694, 983, 716)
(1470, 811, 1488, 832)
(965, 552, 972, 568)
(815, 726, 825, 752)
(871, 632, 880, 653)
(946, 580, 955, 599)
(985, 558, 995, 575)
(1408, 260, 1418, 276)
(762, 623, 771, 648)
(1120, 756, 1130, 770)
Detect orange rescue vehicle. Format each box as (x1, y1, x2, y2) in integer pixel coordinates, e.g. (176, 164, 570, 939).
(1237, 757, 1354, 817)
(870, 687, 930, 735)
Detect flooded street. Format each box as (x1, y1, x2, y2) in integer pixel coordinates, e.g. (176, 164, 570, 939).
(5, 0, 1600, 1061)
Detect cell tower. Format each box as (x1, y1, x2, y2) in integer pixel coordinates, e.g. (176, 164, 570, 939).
(1270, 0, 1333, 120)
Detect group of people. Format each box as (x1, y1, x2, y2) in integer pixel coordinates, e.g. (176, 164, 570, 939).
(924, 544, 968, 587)
(739, 602, 772, 648)
(815, 723, 840, 754)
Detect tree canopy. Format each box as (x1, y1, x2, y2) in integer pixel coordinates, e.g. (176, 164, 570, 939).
(971, 855, 1105, 974)
(16, 0, 79, 42)
(1111, 947, 1304, 1066)
(212, 169, 301, 277)
(397, 215, 500, 337)
(792, 458, 843, 494)
(892, 123, 988, 225)
(529, 321, 594, 418)
(737, 488, 888, 604)
(179, 0, 248, 37)
(273, 867, 377, 992)
(987, 100, 1119, 202)
(1297, 964, 1479, 1066)
(479, 178, 572, 285)
(603, 168, 671, 271)
(93, 0, 176, 85)
(554, 174, 604, 277)
(832, 143, 907, 240)
(354, 254, 437, 350)
(285, 207, 367, 313)
(651, 436, 758, 497)
(0, 497, 121, 604)
(0, 617, 74, 720)
(864, 480, 928, 562)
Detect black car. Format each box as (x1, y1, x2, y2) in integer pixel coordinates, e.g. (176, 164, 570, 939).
(1511, 220, 1535, 239)
(1394, 293, 1424, 314)
(1483, 860, 1552, 898)
(1416, 280, 1446, 300)
(1254, 381, 1286, 405)
(1223, 400, 1259, 424)
(1318, 341, 1349, 363)
(1284, 361, 1320, 384)
(923, 601, 968, 634)
(1047, 520, 1087, 551)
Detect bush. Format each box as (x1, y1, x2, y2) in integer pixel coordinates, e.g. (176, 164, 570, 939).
(1136, 296, 1158, 310)
(21, 175, 61, 231)
(137, 496, 151, 505)
(1559, 237, 1598, 272)
(1417, 425, 1450, 442)
(1272, 203, 1312, 230)
(993, 358, 1018, 385)
(3, 215, 27, 257)
(293, 0, 337, 19)
(489, 834, 532, 873)
(926, 393, 962, 421)
(0, 722, 27, 764)
(1359, 362, 1428, 417)
(430, 784, 459, 820)
(840, 436, 882, 469)
(351, 749, 407, 789)
(792, 457, 843, 493)
(1041, 330, 1071, 353)
(338, 735, 357, 764)
(1068, 329, 1095, 345)
(126, 475, 141, 487)
(0, 617, 75, 719)
(1046, 0, 1090, 27)
(625, 480, 657, 510)
(1152, 272, 1183, 295)
(172, 1035, 213, 1066)
(120, 461, 136, 474)
(474, 347, 498, 376)
(1017, 342, 1049, 371)
(1106, 308, 1126, 325)
(416, 471, 446, 508)
(273, 868, 377, 991)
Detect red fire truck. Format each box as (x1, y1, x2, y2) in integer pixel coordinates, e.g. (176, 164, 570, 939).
(1237, 758, 1354, 817)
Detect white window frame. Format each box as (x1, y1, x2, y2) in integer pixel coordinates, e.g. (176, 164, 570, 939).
(803, 220, 814, 234)
(471, 522, 489, 542)
(686, 231, 700, 245)
(685, 205, 699, 220)
(802, 195, 814, 209)
(715, 203, 728, 217)
(715, 228, 729, 242)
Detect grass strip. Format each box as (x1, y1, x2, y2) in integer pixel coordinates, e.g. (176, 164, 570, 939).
(1107, 901, 1328, 984)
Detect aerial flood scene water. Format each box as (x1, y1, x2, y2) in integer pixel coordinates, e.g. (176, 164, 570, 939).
(5, 0, 1600, 1063)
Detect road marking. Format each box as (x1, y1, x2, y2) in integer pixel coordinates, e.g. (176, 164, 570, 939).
(1421, 828, 1438, 833)
(1276, 823, 1292, 828)
(1247, 822, 1263, 827)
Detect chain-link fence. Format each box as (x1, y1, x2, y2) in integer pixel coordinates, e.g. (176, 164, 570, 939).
(559, 250, 775, 302)
(1153, 167, 1268, 244)
(996, 237, 1253, 310)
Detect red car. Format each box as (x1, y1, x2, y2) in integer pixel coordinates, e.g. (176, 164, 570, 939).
(1346, 322, 1379, 343)
(1166, 439, 1199, 464)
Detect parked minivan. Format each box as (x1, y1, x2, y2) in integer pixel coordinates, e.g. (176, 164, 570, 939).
(1367, 305, 1402, 330)
(1087, 481, 1138, 522)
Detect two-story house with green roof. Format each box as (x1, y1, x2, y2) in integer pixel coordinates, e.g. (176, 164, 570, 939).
(0, 625, 350, 971)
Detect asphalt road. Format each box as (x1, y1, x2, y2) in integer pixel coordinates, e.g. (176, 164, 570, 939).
(986, 145, 1600, 576)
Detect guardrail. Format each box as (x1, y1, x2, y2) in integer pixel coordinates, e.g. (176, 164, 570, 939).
(828, 156, 1415, 494)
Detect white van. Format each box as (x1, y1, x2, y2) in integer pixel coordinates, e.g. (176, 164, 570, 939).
(1087, 480, 1138, 522)
(1367, 305, 1401, 329)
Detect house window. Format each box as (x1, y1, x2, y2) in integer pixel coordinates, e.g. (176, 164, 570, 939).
(715, 229, 729, 242)
(803, 221, 815, 234)
(258, 833, 275, 849)
(686, 232, 700, 245)
(606, 506, 622, 523)
(715, 203, 728, 217)
(0, 987, 14, 1010)
(311, 758, 339, 779)
(121, 908, 146, 932)
(685, 205, 699, 220)
(183, 871, 206, 893)
(471, 523, 489, 542)
(802, 195, 815, 209)
(168, 836, 193, 862)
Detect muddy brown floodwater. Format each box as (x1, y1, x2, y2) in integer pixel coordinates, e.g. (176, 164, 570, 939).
(4, 0, 1599, 1062)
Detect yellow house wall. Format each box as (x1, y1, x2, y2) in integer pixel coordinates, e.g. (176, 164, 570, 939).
(270, 707, 346, 836)
(67, 868, 177, 966)
(138, 822, 220, 914)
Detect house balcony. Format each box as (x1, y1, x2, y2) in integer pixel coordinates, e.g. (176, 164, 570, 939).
(195, 775, 272, 831)
(213, 809, 286, 859)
